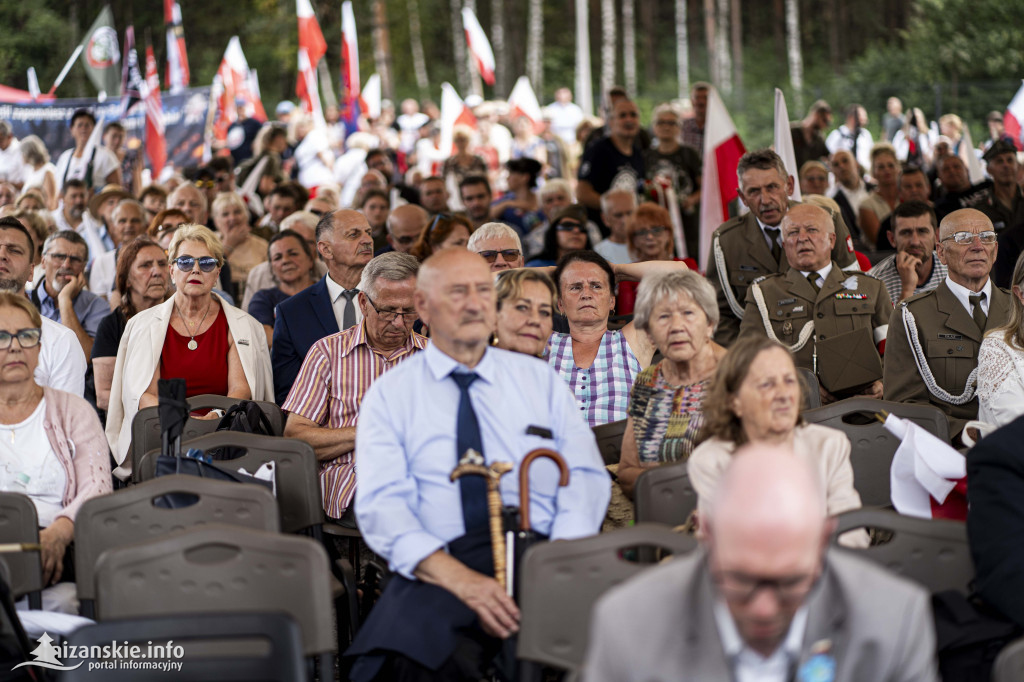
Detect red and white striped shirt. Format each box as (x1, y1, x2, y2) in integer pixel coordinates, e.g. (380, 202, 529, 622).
(282, 323, 428, 519)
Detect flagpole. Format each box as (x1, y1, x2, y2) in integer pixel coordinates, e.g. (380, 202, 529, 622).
(575, 0, 593, 117)
(48, 45, 84, 96)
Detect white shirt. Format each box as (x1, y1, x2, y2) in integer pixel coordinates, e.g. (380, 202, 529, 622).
(55, 146, 120, 192)
(0, 139, 25, 185)
(799, 262, 834, 289)
(294, 130, 335, 189)
(324, 273, 364, 331)
(758, 218, 783, 252)
(543, 101, 585, 146)
(593, 239, 633, 265)
(88, 249, 117, 299)
(944, 275, 991, 318)
(713, 597, 809, 682)
(0, 398, 66, 527)
(831, 181, 870, 216)
(37, 316, 87, 398)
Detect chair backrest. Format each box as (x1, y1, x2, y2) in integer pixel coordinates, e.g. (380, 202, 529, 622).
(61, 612, 306, 681)
(993, 637, 1024, 682)
(803, 397, 950, 507)
(633, 460, 697, 527)
(74, 475, 280, 605)
(832, 508, 974, 594)
(138, 432, 325, 534)
(94, 524, 335, 656)
(517, 523, 697, 673)
(0, 493, 40, 602)
(592, 419, 626, 467)
(129, 395, 284, 483)
(797, 367, 822, 410)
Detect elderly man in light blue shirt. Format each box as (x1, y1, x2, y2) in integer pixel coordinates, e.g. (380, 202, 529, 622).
(347, 247, 610, 681)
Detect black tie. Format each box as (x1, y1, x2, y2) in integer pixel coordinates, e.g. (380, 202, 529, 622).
(452, 372, 488, 532)
(765, 228, 782, 264)
(969, 292, 988, 332)
(806, 272, 820, 293)
(341, 289, 358, 329)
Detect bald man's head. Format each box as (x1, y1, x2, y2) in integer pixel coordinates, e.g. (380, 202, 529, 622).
(387, 204, 429, 253)
(414, 248, 496, 356)
(936, 208, 997, 288)
(706, 445, 830, 657)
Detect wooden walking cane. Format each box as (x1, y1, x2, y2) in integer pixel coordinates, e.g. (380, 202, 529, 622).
(450, 450, 514, 590)
(518, 448, 570, 533)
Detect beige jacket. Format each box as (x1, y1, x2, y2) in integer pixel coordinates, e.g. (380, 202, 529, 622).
(688, 423, 863, 521)
(105, 294, 274, 476)
(42, 387, 113, 522)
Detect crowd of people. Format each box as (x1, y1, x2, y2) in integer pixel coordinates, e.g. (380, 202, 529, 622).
(0, 83, 1024, 679)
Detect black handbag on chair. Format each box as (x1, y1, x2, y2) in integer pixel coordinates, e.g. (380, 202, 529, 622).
(152, 381, 272, 508)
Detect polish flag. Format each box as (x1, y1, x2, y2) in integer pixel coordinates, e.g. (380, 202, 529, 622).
(698, 87, 746, 271)
(297, 0, 327, 68)
(339, 1, 367, 133)
(461, 7, 495, 86)
(440, 82, 477, 156)
(297, 47, 325, 127)
(144, 44, 167, 178)
(886, 415, 967, 521)
(212, 37, 264, 141)
(507, 76, 543, 132)
(773, 88, 801, 201)
(164, 0, 190, 94)
(362, 74, 382, 120)
(1006, 80, 1024, 151)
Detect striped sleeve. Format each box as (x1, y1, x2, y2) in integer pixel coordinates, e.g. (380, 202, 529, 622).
(280, 341, 332, 425)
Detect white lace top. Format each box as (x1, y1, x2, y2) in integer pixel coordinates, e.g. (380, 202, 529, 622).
(977, 333, 1024, 429)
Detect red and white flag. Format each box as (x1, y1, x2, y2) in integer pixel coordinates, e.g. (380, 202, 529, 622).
(164, 0, 190, 94)
(339, 0, 367, 131)
(362, 74, 381, 120)
(144, 44, 167, 178)
(773, 88, 801, 201)
(440, 82, 477, 156)
(886, 415, 967, 521)
(507, 76, 543, 131)
(212, 37, 264, 142)
(1005, 80, 1024, 151)
(461, 7, 495, 86)
(296, 0, 327, 123)
(698, 87, 746, 271)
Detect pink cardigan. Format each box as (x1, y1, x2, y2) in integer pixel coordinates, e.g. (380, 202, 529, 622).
(41, 387, 112, 523)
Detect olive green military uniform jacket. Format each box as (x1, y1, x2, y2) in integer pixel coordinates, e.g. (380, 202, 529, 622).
(707, 202, 860, 346)
(883, 280, 1011, 442)
(739, 263, 891, 374)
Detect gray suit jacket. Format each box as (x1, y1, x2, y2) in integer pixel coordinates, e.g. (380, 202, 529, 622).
(583, 548, 937, 682)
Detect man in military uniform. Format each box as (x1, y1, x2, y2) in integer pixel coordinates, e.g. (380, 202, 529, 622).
(707, 149, 860, 346)
(978, 141, 1024, 287)
(884, 208, 1010, 444)
(740, 204, 890, 402)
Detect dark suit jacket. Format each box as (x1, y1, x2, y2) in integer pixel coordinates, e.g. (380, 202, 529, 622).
(584, 548, 937, 682)
(271, 276, 339, 404)
(968, 414, 1024, 628)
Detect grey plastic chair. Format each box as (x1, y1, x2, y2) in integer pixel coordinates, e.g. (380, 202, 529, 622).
(74, 475, 279, 618)
(129, 395, 284, 483)
(832, 508, 974, 594)
(138, 432, 324, 534)
(94, 524, 336, 671)
(0, 493, 41, 608)
(633, 460, 697, 528)
(796, 367, 822, 410)
(592, 419, 627, 467)
(61, 612, 306, 681)
(517, 523, 697, 677)
(803, 397, 950, 507)
(993, 637, 1024, 682)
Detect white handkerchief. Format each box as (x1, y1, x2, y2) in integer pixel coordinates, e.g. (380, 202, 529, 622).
(842, 276, 859, 291)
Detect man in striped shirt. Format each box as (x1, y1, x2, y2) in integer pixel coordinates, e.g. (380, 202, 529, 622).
(282, 252, 427, 522)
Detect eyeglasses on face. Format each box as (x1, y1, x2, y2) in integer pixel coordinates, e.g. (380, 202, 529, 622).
(712, 569, 818, 605)
(364, 293, 419, 324)
(633, 226, 668, 239)
(193, 180, 215, 190)
(45, 251, 85, 266)
(0, 328, 41, 350)
(478, 249, 521, 263)
(556, 221, 585, 233)
(172, 255, 220, 273)
(941, 230, 997, 245)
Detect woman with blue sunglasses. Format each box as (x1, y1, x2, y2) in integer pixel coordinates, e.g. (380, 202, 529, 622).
(105, 224, 274, 478)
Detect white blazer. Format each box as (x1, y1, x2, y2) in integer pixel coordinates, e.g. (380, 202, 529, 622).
(105, 295, 274, 477)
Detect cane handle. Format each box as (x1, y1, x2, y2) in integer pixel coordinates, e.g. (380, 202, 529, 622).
(518, 448, 570, 532)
